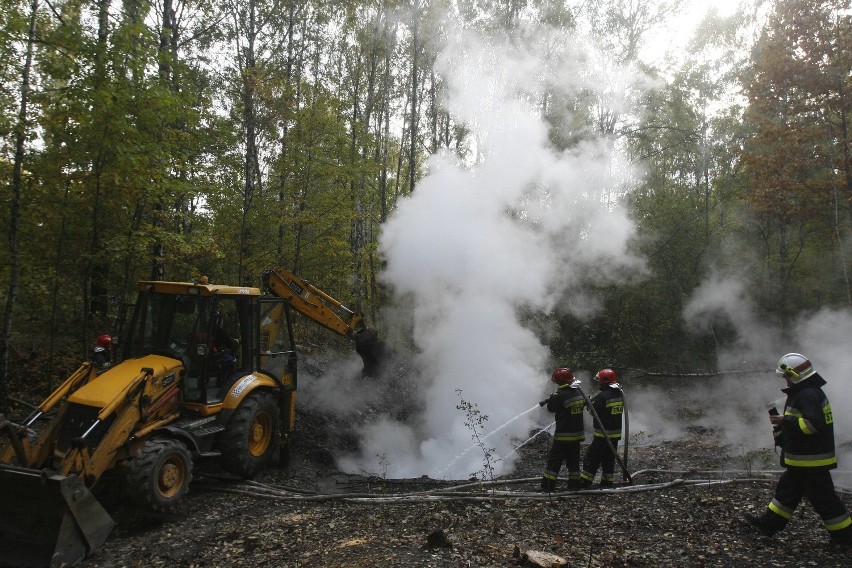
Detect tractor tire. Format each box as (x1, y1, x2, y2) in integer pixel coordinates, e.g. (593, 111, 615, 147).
(126, 438, 193, 513)
(218, 391, 280, 478)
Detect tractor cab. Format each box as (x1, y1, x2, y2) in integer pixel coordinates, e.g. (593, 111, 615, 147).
(123, 280, 294, 405)
(0, 278, 298, 568)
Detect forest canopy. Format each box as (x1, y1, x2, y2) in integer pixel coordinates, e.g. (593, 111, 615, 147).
(1, 0, 851, 407)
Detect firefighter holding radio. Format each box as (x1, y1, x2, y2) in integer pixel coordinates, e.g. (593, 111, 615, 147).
(743, 353, 851, 547)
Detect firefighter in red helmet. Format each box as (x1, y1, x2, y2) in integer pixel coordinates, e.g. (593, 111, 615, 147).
(743, 354, 852, 546)
(579, 368, 623, 488)
(92, 334, 113, 371)
(539, 367, 586, 491)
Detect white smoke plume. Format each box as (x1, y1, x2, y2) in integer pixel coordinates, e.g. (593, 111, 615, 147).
(336, 21, 645, 479)
(640, 274, 852, 488)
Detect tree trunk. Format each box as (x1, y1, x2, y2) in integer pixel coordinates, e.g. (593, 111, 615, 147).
(149, 0, 176, 282)
(409, 0, 419, 194)
(838, 68, 852, 303)
(1, 0, 39, 412)
(83, 0, 113, 340)
(239, 0, 261, 287)
(277, 0, 300, 264)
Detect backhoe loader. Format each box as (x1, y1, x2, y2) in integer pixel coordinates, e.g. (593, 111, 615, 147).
(0, 277, 299, 567)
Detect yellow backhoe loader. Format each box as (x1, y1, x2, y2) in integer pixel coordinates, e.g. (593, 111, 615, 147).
(0, 277, 299, 567)
(0, 269, 386, 567)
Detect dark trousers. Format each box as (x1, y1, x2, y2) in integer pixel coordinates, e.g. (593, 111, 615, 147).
(764, 468, 852, 543)
(541, 440, 580, 490)
(581, 437, 619, 484)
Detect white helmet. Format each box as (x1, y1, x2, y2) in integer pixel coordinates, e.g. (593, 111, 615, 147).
(776, 353, 815, 383)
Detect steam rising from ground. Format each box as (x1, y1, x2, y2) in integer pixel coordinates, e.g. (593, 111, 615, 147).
(333, 22, 643, 479)
(628, 274, 852, 489)
(312, 18, 851, 489)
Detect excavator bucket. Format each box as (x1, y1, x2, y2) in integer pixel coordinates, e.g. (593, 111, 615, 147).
(354, 328, 387, 377)
(0, 465, 115, 568)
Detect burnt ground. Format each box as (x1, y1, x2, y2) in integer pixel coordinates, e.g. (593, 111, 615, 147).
(82, 362, 852, 568)
(78, 435, 852, 568)
(5, 354, 852, 568)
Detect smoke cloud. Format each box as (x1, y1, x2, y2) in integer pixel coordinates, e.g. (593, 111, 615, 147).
(305, 15, 852, 491)
(664, 277, 852, 488)
(305, 15, 852, 492)
(336, 21, 645, 479)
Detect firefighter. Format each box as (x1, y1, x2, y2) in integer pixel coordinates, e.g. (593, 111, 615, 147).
(579, 368, 623, 488)
(91, 334, 113, 371)
(743, 353, 852, 546)
(539, 368, 586, 491)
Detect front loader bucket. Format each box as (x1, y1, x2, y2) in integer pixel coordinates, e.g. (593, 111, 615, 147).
(0, 465, 115, 568)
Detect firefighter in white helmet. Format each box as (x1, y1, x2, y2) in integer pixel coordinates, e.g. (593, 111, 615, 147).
(538, 368, 586, 491)
(743, 353, 852, 547)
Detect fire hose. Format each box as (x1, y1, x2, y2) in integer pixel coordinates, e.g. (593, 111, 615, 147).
(205, 475, 788, 503)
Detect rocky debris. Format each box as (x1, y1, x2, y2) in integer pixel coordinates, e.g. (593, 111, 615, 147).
(513, 547, 569, 567)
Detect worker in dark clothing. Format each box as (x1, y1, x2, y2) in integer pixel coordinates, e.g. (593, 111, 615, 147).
(743, 353, 852, 547)
(91, 334, 113, 371)
(539, 368, 586, 491)
(579, 368, 623, 488)
(211, 312, 238, 387)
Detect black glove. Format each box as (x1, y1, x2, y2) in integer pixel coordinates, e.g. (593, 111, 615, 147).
(539, 393, 555, 407)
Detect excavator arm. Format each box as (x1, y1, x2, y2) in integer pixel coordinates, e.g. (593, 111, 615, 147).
(262, 267, 368, 338)
(262, 267, 386, 376)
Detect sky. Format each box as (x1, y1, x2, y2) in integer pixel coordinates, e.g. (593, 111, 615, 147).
(302, 0, 851, 489)
(643, 0, 747, 56)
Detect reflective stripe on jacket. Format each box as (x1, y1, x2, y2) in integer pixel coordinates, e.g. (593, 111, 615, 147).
(590, 386, 623, 440)
(779, 373, 836, 470)
(545, 384, 586, 442)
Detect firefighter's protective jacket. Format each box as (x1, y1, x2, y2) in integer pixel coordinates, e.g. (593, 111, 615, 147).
(545, 384, 586, 442)
(775, 373, 836, 470)
(589, 385, 624, 440)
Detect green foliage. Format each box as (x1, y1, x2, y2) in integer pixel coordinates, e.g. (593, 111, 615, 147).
(740, 0, 852, 328)
(3, 0, 852, 395)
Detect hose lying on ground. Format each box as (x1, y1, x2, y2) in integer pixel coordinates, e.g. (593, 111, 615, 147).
(199, 472, 796, 503)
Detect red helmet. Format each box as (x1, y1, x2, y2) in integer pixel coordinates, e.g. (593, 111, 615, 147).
(96, 334, 112, 349)
(595, 368, 618, 385)
(551, 368, 575, 385)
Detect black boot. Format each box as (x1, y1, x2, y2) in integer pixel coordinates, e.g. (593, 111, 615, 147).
(830, 525, 852, 548)
(743, 513, 778, 537)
